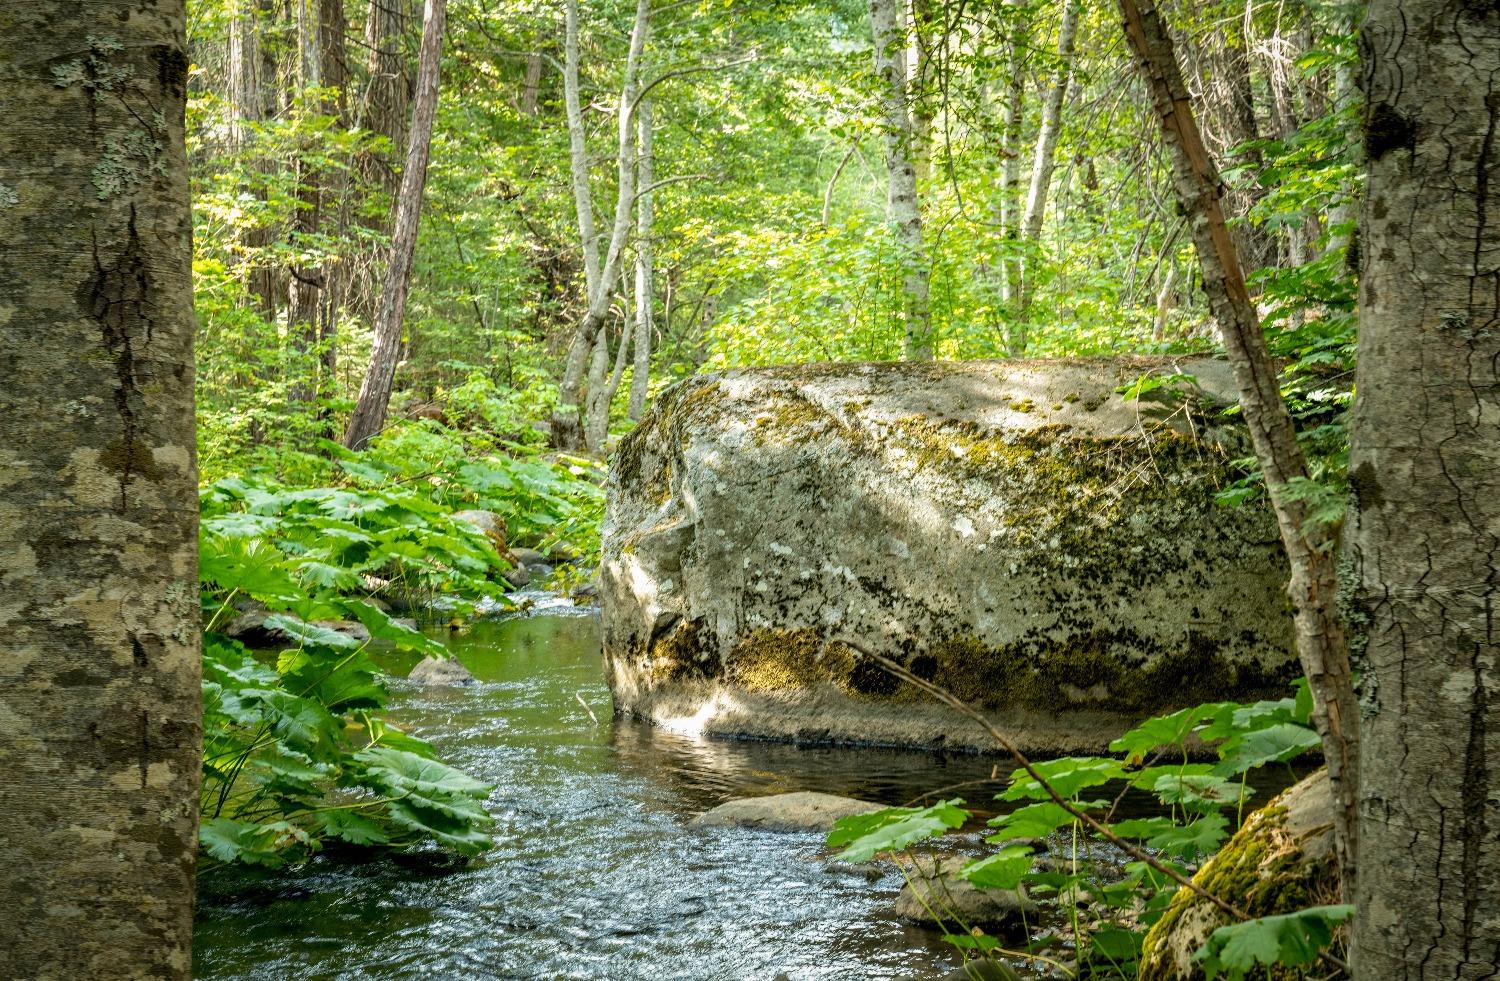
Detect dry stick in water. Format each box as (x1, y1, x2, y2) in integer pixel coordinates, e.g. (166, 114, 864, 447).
(839, 640, 1351, 975)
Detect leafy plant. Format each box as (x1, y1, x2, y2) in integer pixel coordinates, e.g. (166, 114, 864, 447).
(828, 680, 1333, 978)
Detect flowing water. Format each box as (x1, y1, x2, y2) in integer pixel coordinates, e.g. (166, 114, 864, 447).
(195, 597, 1024, 980)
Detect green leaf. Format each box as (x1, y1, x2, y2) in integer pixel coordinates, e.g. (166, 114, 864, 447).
(1153, 773, 1253, 813)
(317, 809, 393, 847)
(826, 799, 969, 863)
(1215, 723, 1322, 777)
(354, 746, 495, 855)
(959, 845, 1036, 890)
(263, 614, 363, 651)
(199, 818, 315, 868)
(1089, 926, 1144, 965)
(1111, 705, 1229, 762)
(1112, 813, 1229, 860)
(1000, 758, 1126, 801)
(1193, 905, 1354, 979)
(343, 598, 447, 657)
(987, 800, 1102, 840)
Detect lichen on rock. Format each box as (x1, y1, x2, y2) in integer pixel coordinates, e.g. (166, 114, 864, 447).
(601, 358, 1297, 754)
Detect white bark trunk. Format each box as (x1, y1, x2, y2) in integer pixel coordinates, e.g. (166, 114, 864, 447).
(1350, 2, 1500, 973)
(0, 5, 201, 975)
(629, 96, 655, 421)
(869, 0, 933, 360)
(551, 0, 650, 450)
(1013, 0, 1081, 351)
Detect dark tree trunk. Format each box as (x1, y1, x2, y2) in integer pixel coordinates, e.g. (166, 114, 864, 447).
(1116, 0, 1360, 898)
(0, 3, 201, 976)
(344, 0, 446, 449)
(1349, 1, 1500, 973)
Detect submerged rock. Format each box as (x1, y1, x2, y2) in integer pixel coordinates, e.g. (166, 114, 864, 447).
(1138, 769, 1338, 979)
(693, 791, 882, 831)
(407, 657, 478, 686)
(601, 358, 1297, 754)
(894, 854, 1039, 930)
(930, 960, 1023, 981)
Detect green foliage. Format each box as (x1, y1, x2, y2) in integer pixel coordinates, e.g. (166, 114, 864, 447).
(827, 798, 969, 863)
(828, 680, 1332, 978)
(1195, 905, 1355, 979)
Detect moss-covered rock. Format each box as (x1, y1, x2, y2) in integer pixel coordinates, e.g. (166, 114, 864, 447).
(1137, 770, 1342, 980)
(601, 358, 1297, 753)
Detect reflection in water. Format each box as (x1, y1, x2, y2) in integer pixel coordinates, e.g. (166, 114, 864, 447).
(195, 608, 985, 980)
(194, 606, 1301, 980)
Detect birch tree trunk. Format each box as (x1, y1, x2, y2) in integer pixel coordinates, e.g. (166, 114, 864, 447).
(1117, 0, 1360, 898)
(1012, 0, 1081, 351)
(550, 0, 650, 451)
(1349, 2, 1500, 972)
(344, 0, 445, 449)
(869, 0, 933, 361)
(998, 1, 1026, 310)
(629, 95, 656, 421)
(0, 4, 201, 977)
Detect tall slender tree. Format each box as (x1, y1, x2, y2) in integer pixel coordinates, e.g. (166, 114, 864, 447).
(550, 0, 651, 451)
(344, 0, 447, 449)
(1349, 1, 1500, 972)
(0, 3, 200, 977)
(1116, 0, 1360, 895)
(869, 0, 933, 360)
(1012, 0, 1082, 349)
(629, 94, 656, 422)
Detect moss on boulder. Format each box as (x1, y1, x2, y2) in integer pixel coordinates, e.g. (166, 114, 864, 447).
(1138, 769, 1342, 979)
(601, 358, 1297, 753)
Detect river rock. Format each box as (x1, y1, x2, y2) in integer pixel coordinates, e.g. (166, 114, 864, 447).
(452, 509, 510, 550)
(407, 657, 478, 686)
(502, 566, 532, 588)
(601, 358, 1297, 754)
(929, 961, 1023, 981)
(693, 791, 882, 831)
(223, 608, 370, 647)
(511, 547, 550, 569)
(894, 854, 1038, 930)
(1137, 769, 1337, 980)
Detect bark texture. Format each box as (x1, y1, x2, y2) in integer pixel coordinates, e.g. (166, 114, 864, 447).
(0, 4, 201, 977)
(550, 0, 650, 451)
(344, 0, 445, 449)
(629, 95, 656, 422)
(1117, 0, 1360, 897)
(869, 0, 933, 361)
(1349, 2, 1500, 974)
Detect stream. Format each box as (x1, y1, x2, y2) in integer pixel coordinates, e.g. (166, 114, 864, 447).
(195, 595, 1017, 980)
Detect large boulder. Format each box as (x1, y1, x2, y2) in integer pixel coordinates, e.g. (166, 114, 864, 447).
(602, 359, 1296, 754)
(1137, 770, 1338, 979)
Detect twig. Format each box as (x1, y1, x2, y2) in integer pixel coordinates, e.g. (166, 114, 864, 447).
(575, 690, 600, 724)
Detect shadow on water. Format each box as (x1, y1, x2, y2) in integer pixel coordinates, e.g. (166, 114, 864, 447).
(194, 603, 1304, 980)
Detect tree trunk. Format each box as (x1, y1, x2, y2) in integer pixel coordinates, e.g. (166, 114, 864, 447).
(318, 0, 351, 406)
(363, 0, 410, 198)
(344, 0, 445, 449)
(1116, 0, 1360, 899)
(550, 0, 651, 451)
(1348, 2, 1500, 973)
(0, 6, 200, 977)
(629, 95, 655, 421)
(585, 318, 632, 451)
(995, 0, 1027, 331)
(869, 0, 933, 361)
(1012, 0, 1082, 351)
(288, 0, 324, 405)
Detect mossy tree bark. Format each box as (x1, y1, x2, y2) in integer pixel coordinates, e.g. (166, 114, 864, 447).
(1116, 0, 1360, 899)
(0, 3, 201, 977)
(344, 0, 446, 450)
(1348, 2, 1500, 974)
